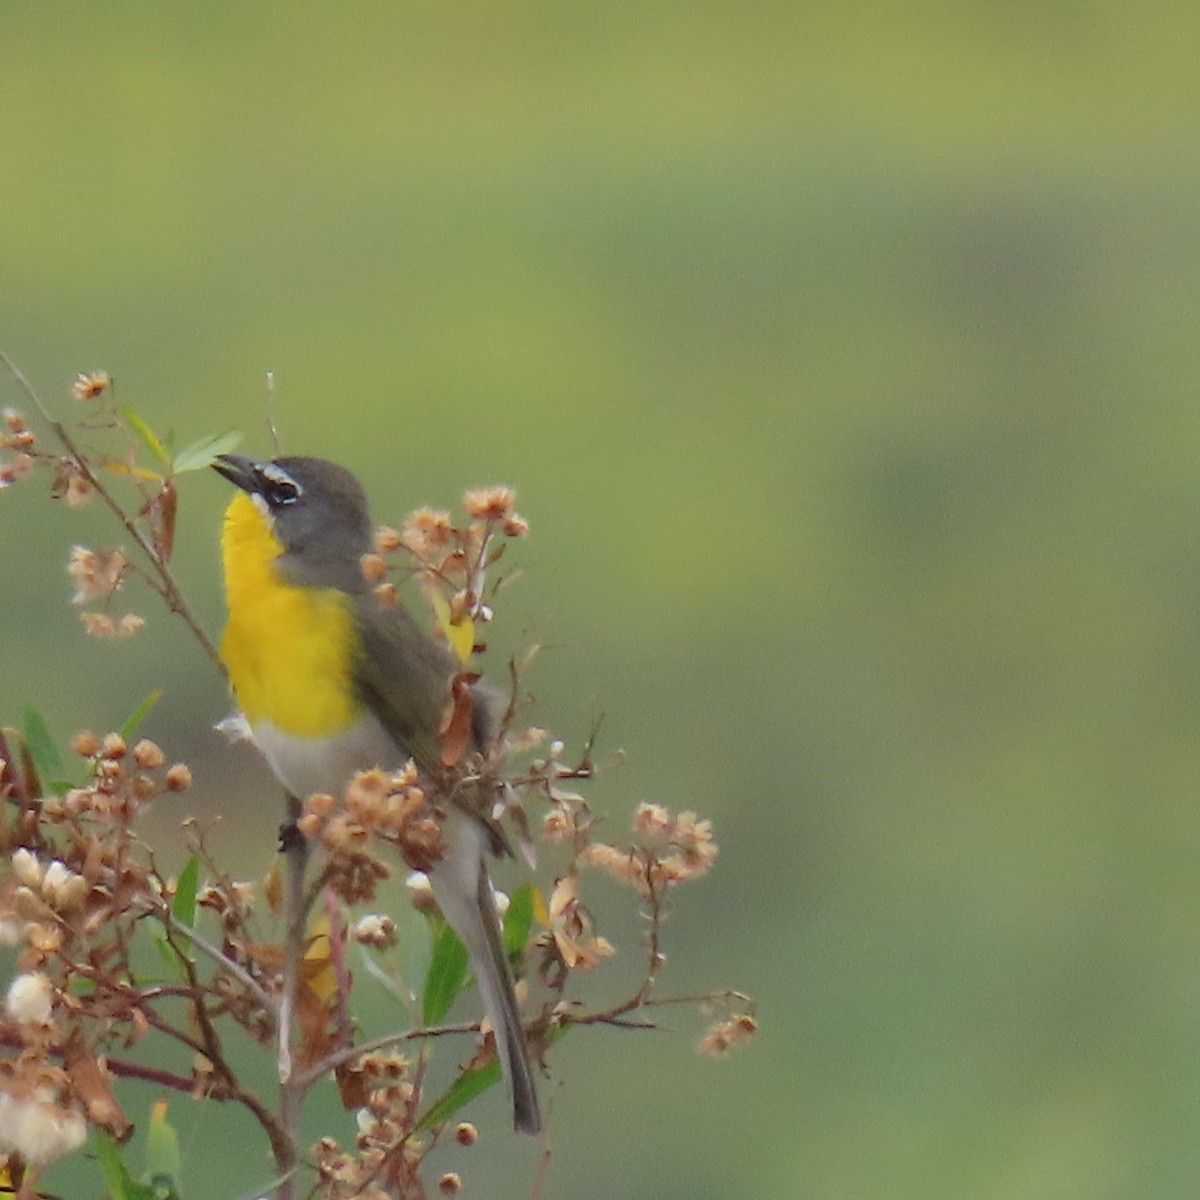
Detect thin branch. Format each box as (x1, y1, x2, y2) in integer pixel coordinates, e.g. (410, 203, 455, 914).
(323, 888, 356, 1055)
(265, 371, 283, 455)
(164, 911, 275, 1013)
(105, 1057, 198, 1093)
(293, 1019, 483, 1090)
(563, 1013, 658, 1029)
(276, 795, 309, 1200)
(0, 347, 221, 666)
(136, 979, 295, 1172)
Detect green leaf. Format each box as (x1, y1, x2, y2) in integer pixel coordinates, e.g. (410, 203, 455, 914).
(118, 689, 163, 742)
(171, 429, 242, 474)
(152, 857, 201, 977)
(120, 406, 170, 466)
(95, 1132, 156, 1200)
(502, 883, 536, 965)
(22, 705, 62, 787)
(172, 855, 200, 930)
(419, 1057, 502, 1130)
(144, 1100, 183, 1195)
(153, 934, 178, 974)
(418, 1025, 568, 1130)
(422, 918, 469, 1026)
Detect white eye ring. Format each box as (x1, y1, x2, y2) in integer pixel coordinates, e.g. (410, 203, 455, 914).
(256, 464, 302, 507)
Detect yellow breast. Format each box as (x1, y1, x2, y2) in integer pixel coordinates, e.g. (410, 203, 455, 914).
(218, 492, 362, 737)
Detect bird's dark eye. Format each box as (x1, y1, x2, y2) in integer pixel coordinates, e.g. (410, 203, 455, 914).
(255, 465, 302, 508)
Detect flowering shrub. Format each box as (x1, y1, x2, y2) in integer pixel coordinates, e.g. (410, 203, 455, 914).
(0, 357, 755, 1200)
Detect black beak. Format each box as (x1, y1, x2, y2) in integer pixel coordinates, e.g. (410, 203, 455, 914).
(212, 454, 260, 493)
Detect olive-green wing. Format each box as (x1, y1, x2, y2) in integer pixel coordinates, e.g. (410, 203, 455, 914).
(350, 594, 458, 774)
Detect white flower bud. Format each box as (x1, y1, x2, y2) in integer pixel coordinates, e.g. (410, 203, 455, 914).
(42, 862, 88, 912)
(8, 1096, 86, 1163)
(11, 848, 43, 888)
(6, 971, 54, 1024)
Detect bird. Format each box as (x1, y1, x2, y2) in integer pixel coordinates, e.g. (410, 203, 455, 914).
(212, 452, 541, 1135)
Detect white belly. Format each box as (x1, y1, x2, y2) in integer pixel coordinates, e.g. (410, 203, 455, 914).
(250, 713, 406, 800)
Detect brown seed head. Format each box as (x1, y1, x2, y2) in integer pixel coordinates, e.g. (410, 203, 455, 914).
(360, 553, 388, 584)
(374, 524, 402, 553)
(0, 453, 35, 486)
(405, 871, 437, 914)
(463, 485, 515, 521)
(352, 913, 397, 949)
(632, 803, 671, 840)
(65, 475, 96, 509)
(80, 613, 115, 638)
(541, 807, 577, 843)
(402, 507, 454, 556)
(164, 764, 192, 791)
(101, 733, 127, 759)
(697, 1012, 758, 1057)
(71, 371, 110, 401)
(132, 774, 157, 800)
(68, 547, 126, 605)
(373, 581, 399, 609)
(296, 813, 322, 840)
(71, 731, 100, 757)
(132, 739, 165, 769)
(304, 792, 337, 818)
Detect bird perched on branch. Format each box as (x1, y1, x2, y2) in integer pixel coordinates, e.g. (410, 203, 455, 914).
(213, 453, 541, 1135)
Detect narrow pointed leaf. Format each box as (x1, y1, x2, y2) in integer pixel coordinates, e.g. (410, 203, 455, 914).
(419, 1025, 567, 1130)
(502, 883, 536, 965)
(98, 456, 163, 482)
(419, 1058, 502, 1130)
(172, 429, 242, 474)
(118, 689, 163, 742)
(95, 1132, 156, 1200)
(171, 855, 200, 930)
(144, 1099, 183, 1195)
(120, 406, 170, 466)
(153, 934, 178, 975)
(22, 706, 61, 786)
(422, 919, 469, 1026)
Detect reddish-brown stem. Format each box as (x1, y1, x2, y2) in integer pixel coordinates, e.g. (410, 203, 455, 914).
(0, 348, 221, 666)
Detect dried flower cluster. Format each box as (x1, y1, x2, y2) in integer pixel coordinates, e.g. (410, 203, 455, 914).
(579, 803, 718, 897)
(367, 485, 529, 650)
(314, 1050, 427, 1200)
(66, 545, 145, 638)
(298, 766, 448, 905)
(544, 871, 615, 971)
(0, 362, 755, 1198)
(0, 732, 193, 1180)
(0, 367, 226, 658)
(697, 1010, 759, 1058)
(0, 407, 36, 488)
(70, 371, 111, 403)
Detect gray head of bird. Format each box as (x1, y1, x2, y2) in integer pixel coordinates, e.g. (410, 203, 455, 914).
(213, 454, 373, 588)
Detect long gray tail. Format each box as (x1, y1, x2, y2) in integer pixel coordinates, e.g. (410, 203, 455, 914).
(428, 814, 542, 1135)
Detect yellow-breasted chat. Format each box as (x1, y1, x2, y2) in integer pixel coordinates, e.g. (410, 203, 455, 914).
(212, 453, 541, 1135)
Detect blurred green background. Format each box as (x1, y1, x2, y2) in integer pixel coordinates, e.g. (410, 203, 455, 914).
(4, 3, 1200, 1197)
